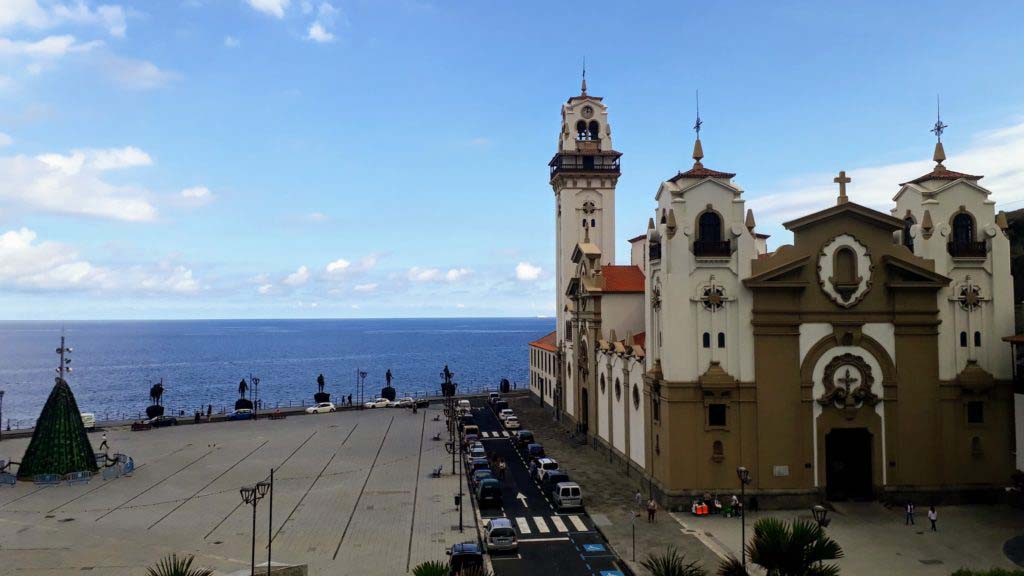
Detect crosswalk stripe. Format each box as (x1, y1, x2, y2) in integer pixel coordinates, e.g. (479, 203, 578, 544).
(550, 515, 568, 532)
(532, 516, 550, 533)
(515, 517, 531, 535)
(481, 431, 491, 438)
(567, 515, 587, 531)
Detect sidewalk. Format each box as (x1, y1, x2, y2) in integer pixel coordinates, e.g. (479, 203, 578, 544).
(510, 396, 722, 575)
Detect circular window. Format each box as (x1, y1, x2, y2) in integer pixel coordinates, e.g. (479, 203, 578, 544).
(600, 374, 606, 393)
(615, 379, 621, 401)
(632, 384, 640, 409)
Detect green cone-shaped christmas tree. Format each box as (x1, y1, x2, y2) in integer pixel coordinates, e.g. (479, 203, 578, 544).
(17, 376, 98, 480)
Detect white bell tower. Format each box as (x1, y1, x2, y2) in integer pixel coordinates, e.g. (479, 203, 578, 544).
(551, 74, 621, 349)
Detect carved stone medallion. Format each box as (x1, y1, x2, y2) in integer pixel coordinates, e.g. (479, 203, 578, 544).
(818, 353, 880, 420)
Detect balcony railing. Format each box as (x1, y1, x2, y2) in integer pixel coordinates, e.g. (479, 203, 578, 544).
(550, 154, 621, 177)
(694, 239, 731, 258)
(947, 240, 987, 258)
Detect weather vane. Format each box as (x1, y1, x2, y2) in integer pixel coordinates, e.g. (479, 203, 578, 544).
(693, 90, 703, 137)
(580, 56, 587, 94)
(930, 94, 947, 142)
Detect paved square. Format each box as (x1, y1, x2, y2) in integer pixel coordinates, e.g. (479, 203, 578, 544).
(0, 406, 469, 575)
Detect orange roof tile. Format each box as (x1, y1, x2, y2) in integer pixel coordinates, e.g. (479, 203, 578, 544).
(628, 234, 647, 243)
(602, 265, 645, 293)
(900, 166, 982, 186)
(529, 330, 558, 352)
(632, 332, 645, 348)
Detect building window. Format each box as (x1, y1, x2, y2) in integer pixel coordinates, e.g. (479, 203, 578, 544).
(952, 212, 975, 245)
(960, 331, 968, 347)
(632, 384, 640, 409)
(717, 332, 726, 348)
(974, 331, 982, 347)
(833, 247, 858, 285)
(576, 120, 588, 140)
(698, 211, 722, 241)
(708, 403, 727, 427)
(966, 401, 984, 424)
(702, 332, 711, 348)
(591, 218, 596, 228)
(903, 216, 915, 251)
(615, 378, 622, 401)
(588, 120, 600, 141)
(600, 373, 606, 394)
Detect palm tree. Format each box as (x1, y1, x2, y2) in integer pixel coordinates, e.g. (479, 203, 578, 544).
(412, 561, 449, 576)
(716, 517, 843, 576)
(145, 554, 213, 576)
(641, 547, 708, 576)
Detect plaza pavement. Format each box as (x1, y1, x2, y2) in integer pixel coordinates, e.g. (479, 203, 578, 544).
(508, 395, 1024, 576)
(0, 404, 471, 575)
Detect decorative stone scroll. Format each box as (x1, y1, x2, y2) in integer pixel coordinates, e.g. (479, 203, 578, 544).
(817, 353, 880, 420)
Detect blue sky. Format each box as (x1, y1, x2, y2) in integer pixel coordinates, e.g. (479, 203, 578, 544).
(1, 0, 1023, 319)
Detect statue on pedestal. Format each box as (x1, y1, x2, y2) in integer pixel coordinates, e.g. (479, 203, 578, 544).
(314, 373, 330, 404)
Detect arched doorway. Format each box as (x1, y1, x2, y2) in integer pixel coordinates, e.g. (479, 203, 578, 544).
(825, 428, 873, 500)
(580, 387, 589, 433)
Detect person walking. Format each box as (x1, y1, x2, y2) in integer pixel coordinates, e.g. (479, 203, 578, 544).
(928, 506, 937, 532)
(634, 490, 642, 510)
(905, 501, 915, 525)
(98, 432, 109, 451)
(646, 497, 657, 523)
(498, 458, 507, 481)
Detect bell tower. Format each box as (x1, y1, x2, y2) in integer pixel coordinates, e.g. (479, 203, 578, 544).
(550, 74, 621, 349)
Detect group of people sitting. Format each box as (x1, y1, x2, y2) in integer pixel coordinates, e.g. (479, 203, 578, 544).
(691, 493, 743, 518)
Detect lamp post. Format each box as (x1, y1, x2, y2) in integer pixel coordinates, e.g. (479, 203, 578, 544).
(736, 466, 752, 572)
(240, 480, 271, 576)
(266, 469, 274, 576)
(812, 504, 830, 528)
(252, 377, 260, 421)
(0, 390, 5, 442)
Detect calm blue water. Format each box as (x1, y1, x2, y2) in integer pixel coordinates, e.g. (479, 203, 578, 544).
(0, 318, 553, 427)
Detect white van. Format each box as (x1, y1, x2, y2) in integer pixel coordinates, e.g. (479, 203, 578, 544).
(457, 399, 471, 415)
(552, 482, 582, 510)
(80, 413, 96, 429)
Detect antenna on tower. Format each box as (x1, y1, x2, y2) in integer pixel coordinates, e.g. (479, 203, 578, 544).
(581, 56, 587, 95)
(694, 90, 703, 137)
(691, 89, 704, 166)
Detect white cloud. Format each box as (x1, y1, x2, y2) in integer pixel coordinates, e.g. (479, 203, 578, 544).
(257, 283, 273, 295)
(0, 35, 102, 58)
(0, 227, 200, 294)
(0, 148, 157, 221)
(102, 55, 178, 90)
(408, 266, 441, 282)
(750, 118, 1024, 226)
(51, 2, 127, 37)
(353, 282, 377, 293)
(306, 22, 334, 43)
(0, 133, 12, 147)
(180, 185, 213, 206)
(325, 258, 350, 273)
(284, 265, 310, 286)
(224, 35, 240, 48)
(515, 261, 542, 281)
(306, 2, 338, 43)
(0, 0, 50, 29)
(304, 211, 329, 222)
(446, 267, 470, 282)
(247, 0, 290, 18)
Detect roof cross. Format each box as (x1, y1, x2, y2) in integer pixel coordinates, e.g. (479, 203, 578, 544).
(931, 94, 947, 143)
(834, 170, 851, 205)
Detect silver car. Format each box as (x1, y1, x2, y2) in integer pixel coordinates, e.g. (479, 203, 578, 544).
(483, 517, 518, 552)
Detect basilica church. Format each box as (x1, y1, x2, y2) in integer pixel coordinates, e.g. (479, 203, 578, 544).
(528, 79, 1023, 507)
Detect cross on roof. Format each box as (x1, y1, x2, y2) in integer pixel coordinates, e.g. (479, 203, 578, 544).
(931, 95, 947, 142)
(834, 170, 851, 205)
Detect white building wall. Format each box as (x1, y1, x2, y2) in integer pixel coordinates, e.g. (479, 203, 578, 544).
(597, 360, 610, 441)
(601, 293, 644, 340)
(628, 362, 646, 468)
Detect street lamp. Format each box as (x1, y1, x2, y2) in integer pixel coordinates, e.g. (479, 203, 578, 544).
(812, 504, 830, 528)
(251, 377, 260, 421)
(736, 466, 752, 572)
(241, 479, 271, 576)
(0, 390, 5, 442)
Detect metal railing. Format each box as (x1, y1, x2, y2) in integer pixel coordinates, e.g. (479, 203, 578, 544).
(947, 240, 987, 258)
(694, 239, 731, 257)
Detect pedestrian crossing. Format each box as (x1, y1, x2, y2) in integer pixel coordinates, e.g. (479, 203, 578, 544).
(480, 430, 512, 438)
(509, 514, 590, 535)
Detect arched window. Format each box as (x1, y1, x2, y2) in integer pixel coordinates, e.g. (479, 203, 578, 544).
(698, 211, 722, 241)
(717, 332, 725, 348)
(974, 331, 982, 347)
(615, 378, 621, 401)
(834, 247, 858, 285)
(702, 332, 711, 348)
(632, 384, 640, 409)
(588, 120, 600, 141)
(600, 373, 606, 393)
(960, 331, 968, 347)
(576, 120, 588, 140)
(952, 212, 975, 246)
(903, 217, 915, 251)
(591, 218, 596, 228)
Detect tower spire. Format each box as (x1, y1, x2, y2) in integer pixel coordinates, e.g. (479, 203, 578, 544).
(931, 94, 948, 169)
(580, 57, 587, 95)
(692, 90, 704, 167)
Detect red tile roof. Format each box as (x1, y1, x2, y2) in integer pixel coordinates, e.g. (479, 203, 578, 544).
(529, 330, 557, 352)
(669, 164, 736, 181)
(602, 265, 645, 293)
(901, 166, 983, 186)
(628, 234, 647, 243)
(632, 332, 645, 348)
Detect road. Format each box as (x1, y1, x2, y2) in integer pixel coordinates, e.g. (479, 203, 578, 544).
(468, 398, 627, 576)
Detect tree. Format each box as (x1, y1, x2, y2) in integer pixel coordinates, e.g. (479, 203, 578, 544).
(411, 561, 448, 576)
(145, 554, 213, 576)
(17, 378, 98, 479)
(641, 547, 707, 576)
(717, 517, 843, 576)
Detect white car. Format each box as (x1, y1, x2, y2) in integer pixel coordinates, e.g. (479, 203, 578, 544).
(498, 409, 514, 422)
(364, 398, 390, 409)
(503, 415, 521, 430)
(306, 402, 336, 414)
(80, 413, 96, 429)
(389, 397, 415, 408)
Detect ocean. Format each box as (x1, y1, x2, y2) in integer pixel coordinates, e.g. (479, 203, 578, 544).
(0, 317, 554, 428)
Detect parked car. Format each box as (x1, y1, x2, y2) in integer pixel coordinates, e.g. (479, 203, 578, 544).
(364, 398, 389, 408)
(470, 468, 493, 489)
(475, 478, 502, 508)
(80, 413, 96, 429)
(498, 408, 514, 422)
(469, 457, 490, 474)
(514, 430, 535, 450)
(531, 457, 560, 481)
(227, 409, 252, 421)
(468, 444, 486, 460)
(462, 424, 480, 439)
(525, 443, 545, 459)
(552, 481, 583, 510)
(458, 413, 476, 427)
(487, 392, 501, 405)
(457, 399, 471, 415)
(305, 402, 336, 414)
(492, 400, 508, 413)
(147, 415, 179, 427)
(463, 433, 479, 447)
(390, 397, 415, 408)
(541, 470, 570, 495)
(503, 416, 521, 430)
(447, 542, 484, 575)
(483, 517, 518, 552)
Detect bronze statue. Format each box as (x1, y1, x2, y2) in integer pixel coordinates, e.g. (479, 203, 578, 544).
(238, 378, 248, 399)
(385, 369, 393, 387)
(441, 365, 454, 385)
(317, 373, 326, 394)
(149, 380, 165, 406)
